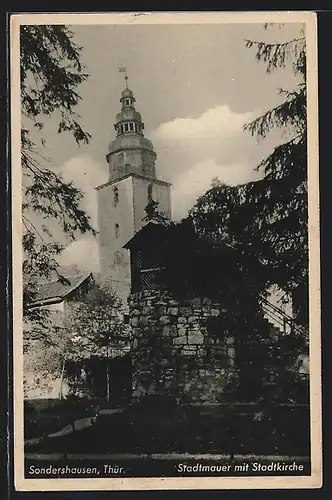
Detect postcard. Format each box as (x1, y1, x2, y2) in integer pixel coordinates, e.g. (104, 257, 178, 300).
(10, 10, 321, 491)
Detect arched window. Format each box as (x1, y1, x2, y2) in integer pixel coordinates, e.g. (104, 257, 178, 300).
(148, 183, 153, 202)
(115, 223, 120, 238)
(113, 186, 119, 206)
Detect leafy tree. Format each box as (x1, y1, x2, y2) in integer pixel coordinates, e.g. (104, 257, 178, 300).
(23, 321, 71, 398)
(23, 277, 129, 400)
(184, 27, 309, 406)
(20, 25, 95, 327)
(189, 27, 308, 327)
(64, 277, 129, 401)
(143, 199, 172, 226)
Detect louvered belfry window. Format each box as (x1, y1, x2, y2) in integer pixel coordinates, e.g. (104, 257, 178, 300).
(131, 248, 165, 293)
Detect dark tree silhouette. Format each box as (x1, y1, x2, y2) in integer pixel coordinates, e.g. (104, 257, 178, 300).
(21, 25, 96, 327)
(189, 26, 308, 327)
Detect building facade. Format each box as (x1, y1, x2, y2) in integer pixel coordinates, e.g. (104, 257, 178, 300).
(96, 83, 172, 300)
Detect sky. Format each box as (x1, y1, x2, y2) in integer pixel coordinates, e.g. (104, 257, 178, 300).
(25, 18, 304, 272)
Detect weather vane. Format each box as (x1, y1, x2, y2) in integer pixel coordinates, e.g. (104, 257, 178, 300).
(119, 66, 128, 88)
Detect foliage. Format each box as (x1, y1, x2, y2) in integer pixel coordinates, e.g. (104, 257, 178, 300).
(157, 27, 309, 404)
(23, 277, 128, 398)
(143, 199, 172, 226)
(64, 277, 129, 361)
(23, 323, 69, 398)
(189, 28, 308, 327)
(21, 25, 95, 327)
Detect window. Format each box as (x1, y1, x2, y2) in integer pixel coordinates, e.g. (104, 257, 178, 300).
(113, 187, 119, 206)
(129, 122, 134, 131)
(125, 98, 130, 106)
(115, 223, 120, 238)
(114, 250, 122, 265)
(124, 123, 129, 132)
(148, 183, 153, 202)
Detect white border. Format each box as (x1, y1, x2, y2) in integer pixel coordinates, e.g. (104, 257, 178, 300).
(11, 11, 322, 491)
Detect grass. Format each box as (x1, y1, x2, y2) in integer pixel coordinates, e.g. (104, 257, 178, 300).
(24, 399, 310, 457)
(24, 397, 111, 439)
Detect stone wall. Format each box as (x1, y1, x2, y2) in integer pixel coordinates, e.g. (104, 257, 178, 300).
(128, 289, 236, 404)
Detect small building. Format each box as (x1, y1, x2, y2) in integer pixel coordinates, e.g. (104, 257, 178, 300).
(27, 265, 92, 314)
(24, 266, 92, 399)
(124, 222, 309, 405)
(24, 266, 131, 403)
(124, 223, 238, 404)
(124, 221, 169, 293)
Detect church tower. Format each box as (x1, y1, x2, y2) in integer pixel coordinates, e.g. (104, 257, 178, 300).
(96, 76, 172, 299)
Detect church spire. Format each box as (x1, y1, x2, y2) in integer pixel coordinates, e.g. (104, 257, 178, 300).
(114, 71, 145, 137)
(119, 66, 129, 88)
(106, 74, 157, 181)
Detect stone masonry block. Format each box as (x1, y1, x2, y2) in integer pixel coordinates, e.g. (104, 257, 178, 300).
(179, 307, 192, 317)
(143, 306, 154, 315)
(187, 331, 204, 345)
(174, 336, 188, 345)
(130, 317, 139, 327)
(162, 325, 173, 337)
(228, 347, 235, 358)
(178, 317, 187, 324)
(182, 346, 197, 356)
(189, 298, 201, 306)
(159, 315, 170, 325)
(139, 316, 149, 326)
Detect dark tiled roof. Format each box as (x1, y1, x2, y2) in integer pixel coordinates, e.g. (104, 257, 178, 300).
(31, 266, 91, 304)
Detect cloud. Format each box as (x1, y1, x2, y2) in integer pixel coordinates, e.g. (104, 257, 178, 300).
(155, 105, 254, 141)
(59, 154, 107, 229)
(57, 155, 107, 273)
(152, 104, 264, 219)
(58, 234, 100, 273)
(171, 158, 262, 220)
(56, 106, 263, 270)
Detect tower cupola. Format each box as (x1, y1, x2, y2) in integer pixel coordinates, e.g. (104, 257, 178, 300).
(107, 74, 157, 181)
(96, 70, 172, 299)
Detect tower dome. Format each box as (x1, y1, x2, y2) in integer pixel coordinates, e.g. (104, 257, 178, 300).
(121, 87, 134, 98)
(106, 82, 157, 182)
